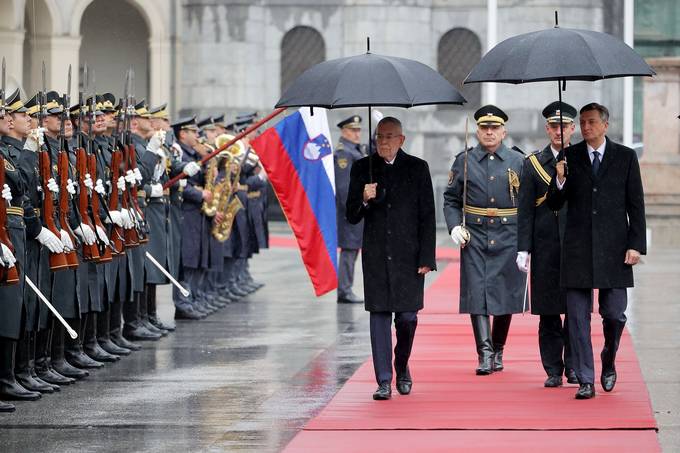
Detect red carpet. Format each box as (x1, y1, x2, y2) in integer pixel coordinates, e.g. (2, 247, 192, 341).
(281, 245, 660, 452)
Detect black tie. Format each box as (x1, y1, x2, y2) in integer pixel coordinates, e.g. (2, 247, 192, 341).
(592, 151, 601, 177)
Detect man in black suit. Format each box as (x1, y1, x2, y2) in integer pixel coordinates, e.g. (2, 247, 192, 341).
(346, 117, 436, 401)
(518, 101, 578, 388)
(547, 103, 646, 400)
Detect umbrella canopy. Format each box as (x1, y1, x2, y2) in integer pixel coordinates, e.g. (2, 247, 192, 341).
(464, 26, 655, 84)
(277, 52, 466, 108)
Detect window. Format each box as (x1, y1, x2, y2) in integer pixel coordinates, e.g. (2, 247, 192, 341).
(438, 28, 482, 107)
(280, 26, 325, 94)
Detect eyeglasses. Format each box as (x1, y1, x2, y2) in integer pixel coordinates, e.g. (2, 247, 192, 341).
(375, 133, 403, 141)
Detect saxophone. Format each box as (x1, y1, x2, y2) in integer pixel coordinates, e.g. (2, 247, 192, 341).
(201, 157, 220, 217)
(211, 134, 246, 241)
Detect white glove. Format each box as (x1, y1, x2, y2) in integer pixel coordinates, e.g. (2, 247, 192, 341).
(94, 178, 106, 195)
(95, 225, 110, 246)
(36, 227, 64, 253)
(133, 167, 143, 183)
(59, 229, 74, 251)
(74, 223, 96, 246)
(24, 128, 46, 152)
(107, 210, 123, 226)
(450, 225, 468, 247)
(47, 178, 59, 194)
(171, 142, 183, 159)
(150, 183, 164, 198)
(179, 179, 187, 189)
(66, 178, 76, 195)
(84, 173, 94, 190)
(0, 243, 16, 268)
(2, 184, 12, 202)
(120, 208, 134, 228)
(125, 169, 136, 184)
(117, 176, 126, 192)
(146, 130, 164, 156)
(516, 251, 530, 273)
(183, 161, 201, 177)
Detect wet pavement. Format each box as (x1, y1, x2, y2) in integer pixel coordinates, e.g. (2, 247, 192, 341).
(0, 224, 678, 452)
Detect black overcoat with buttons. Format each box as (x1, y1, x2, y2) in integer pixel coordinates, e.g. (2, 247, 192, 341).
(443, 143, 525, 315)
(546, 138, 646, 289)
(517, 146, 567, 315)
(346, 149, 436, 313)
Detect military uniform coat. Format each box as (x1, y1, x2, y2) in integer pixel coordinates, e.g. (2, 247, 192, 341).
(346, 150, 436, 313)
(443, 143, 525, 315)
(334, 137, 364, 250)
(245, 167, 268, 253)
(546, 138, 646, 289)
(517, 146, 567, 315)
(179, 142, 210, 270)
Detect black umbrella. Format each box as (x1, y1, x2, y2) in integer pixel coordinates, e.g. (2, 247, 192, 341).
(276, 38, 466, 179)
(464, 12, 655, 155)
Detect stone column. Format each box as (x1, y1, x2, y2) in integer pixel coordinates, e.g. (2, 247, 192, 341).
(149, 38, 172, 108)
(25, 35, 81, 94)
(642, 57, 680, 246)
(0, 29, 25, 90)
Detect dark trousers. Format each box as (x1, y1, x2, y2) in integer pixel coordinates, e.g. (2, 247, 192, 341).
(370, 311, 417, 385)
(338, 249, 359, 298)
(172, 267, 203, 309)
(538, 314, 573, 377)
(566, 288, 627, 384)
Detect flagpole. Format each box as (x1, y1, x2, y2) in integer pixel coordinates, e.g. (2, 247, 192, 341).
(163, 107, 287, 189)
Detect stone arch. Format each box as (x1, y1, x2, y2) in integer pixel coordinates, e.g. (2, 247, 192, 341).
(437, 27, 482, 107)
(280, 26, 325, 94)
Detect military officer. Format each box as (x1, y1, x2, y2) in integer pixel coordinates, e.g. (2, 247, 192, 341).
(517, 101, 577, 387)
(334, 115, 365, 304)
(443, 105, 525, 375)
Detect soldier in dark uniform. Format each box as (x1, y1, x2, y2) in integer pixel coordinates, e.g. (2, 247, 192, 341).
(518, 101, 578, 387)
(443, 105, 525, 375)
(334, 115, 365, 304)
(171, 116, 211, 320)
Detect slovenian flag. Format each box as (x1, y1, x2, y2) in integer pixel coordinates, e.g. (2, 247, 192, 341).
(251, 108, 338, 296)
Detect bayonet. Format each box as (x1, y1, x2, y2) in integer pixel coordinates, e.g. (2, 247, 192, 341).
(1, 57, 6, 118)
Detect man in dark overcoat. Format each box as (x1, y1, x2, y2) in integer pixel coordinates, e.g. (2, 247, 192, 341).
(346, 117, 436, 400)
(547, 102, 646, 399)
(334, 115, 365, 304)
(443, 105, 525, 375)
(518, 101, 578, 387)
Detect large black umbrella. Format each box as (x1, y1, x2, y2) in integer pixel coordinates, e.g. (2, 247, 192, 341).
(276, 39, 466, 179)
(464, 12, 655, 153)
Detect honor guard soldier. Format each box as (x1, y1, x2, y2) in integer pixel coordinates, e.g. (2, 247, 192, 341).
(335, 115, 365, 304)
(443, 105, 525, 375)
(517, 101, 577, 387)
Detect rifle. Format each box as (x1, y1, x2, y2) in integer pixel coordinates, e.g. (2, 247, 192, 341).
(0, 156, 20, 285)
(57, 65, 79, 269)
(38, 61, 68, 271)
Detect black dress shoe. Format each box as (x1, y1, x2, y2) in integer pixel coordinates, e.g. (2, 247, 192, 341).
(149, 315, 175, 332)
(396, 379, 412, 395)
(175, 307, 203, 320)
(544, 375, 563, 387)
(84, 343, 120, 362)
(123, 324, 162, 341)
(0, 401, 15, 412)
(337, 294, 363, 304)
(565, 368, 579, 384)
(575, 383, 596, 399)
(36, 365, 76, 385)
(65, 351, 105, 369)
(111, 333, 141, 351)
(52, 359, 89, 379)
(16, 371, 55, 393)
(601, 370, 617, 392)
(0, 381, 41, 401)
(372, 382, 391, 400)
(98, 339, 131, 356)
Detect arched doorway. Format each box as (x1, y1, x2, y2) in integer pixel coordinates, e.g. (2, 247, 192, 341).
(437, 28, 482, 108)
(80, 0, 149, 100)
(280, 26, 325, 94)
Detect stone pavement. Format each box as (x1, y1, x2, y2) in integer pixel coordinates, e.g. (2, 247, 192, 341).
(0, 223, 677, 452)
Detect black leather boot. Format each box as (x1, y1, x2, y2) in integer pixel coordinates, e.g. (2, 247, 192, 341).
(36, 328, 75, 385)
(0, 337, 41, 401)
(491, 314, 512, 372)
(64, 316, 104, 369)
(471, 315, 494, 375)
(97, 308, 131, 356)
(83, 313, 119, 362)
(51, 321, 89, 380)
(123, 295, 161, 341)
(0, 400, 15, 412)
(138, 290, 167, 336)
(147, 285, 175, 332)
(601, 318, 625, 392)
(28, 331, 60, 392)
(15, 334, 55, 393)
(110, 300, 141, 351)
